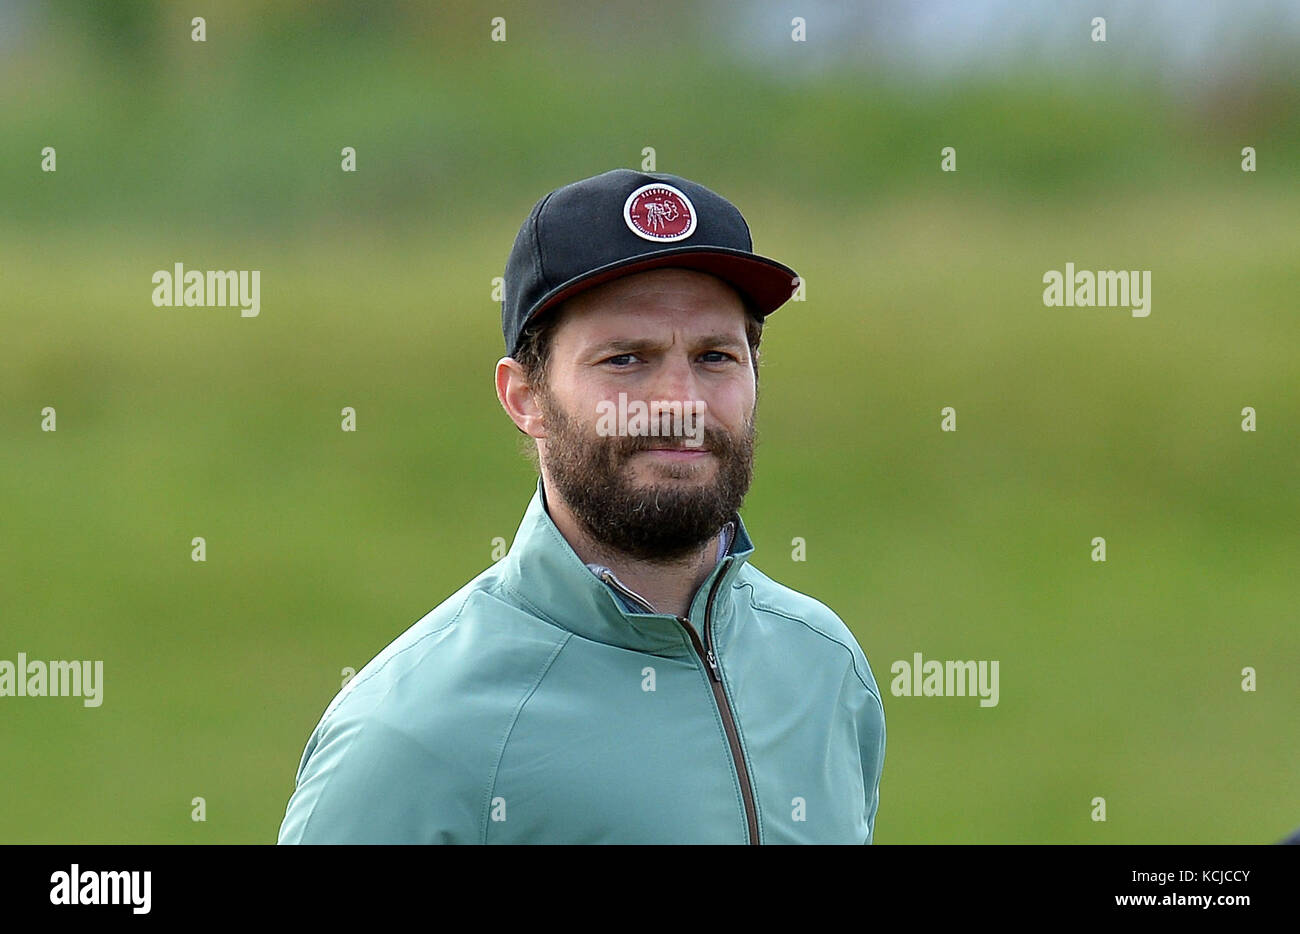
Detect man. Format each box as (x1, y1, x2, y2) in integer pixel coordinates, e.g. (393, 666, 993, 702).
(277, 169, 886, 844)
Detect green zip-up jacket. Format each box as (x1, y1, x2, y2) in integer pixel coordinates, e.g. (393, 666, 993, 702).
(277, 480, 886, 844)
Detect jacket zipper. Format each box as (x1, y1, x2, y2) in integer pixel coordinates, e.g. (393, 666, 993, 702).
(599, 563, 761, 845)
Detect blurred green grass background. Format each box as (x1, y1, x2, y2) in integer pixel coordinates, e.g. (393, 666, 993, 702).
(2, 0, 1297, 843)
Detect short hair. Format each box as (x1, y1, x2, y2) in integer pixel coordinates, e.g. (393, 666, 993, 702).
(513, 295, 765, 391)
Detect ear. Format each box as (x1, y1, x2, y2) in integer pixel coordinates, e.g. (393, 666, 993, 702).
(495, 357, 548, 439)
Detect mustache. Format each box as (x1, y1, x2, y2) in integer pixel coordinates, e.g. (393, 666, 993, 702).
(607, 424, 749, 456)
(537, 393, 754, 457)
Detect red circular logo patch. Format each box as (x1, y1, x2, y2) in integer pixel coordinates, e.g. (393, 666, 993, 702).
(623, 183, 697, 242)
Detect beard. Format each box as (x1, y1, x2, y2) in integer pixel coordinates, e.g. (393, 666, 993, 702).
(538, 391, 755, 564)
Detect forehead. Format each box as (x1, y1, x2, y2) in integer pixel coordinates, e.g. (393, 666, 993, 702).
(550, 268, 748, 344)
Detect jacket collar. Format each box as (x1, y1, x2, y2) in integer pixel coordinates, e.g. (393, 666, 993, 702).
(497, 478, 755, 656)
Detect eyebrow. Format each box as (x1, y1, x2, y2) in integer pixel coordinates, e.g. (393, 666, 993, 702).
(586, 334, 748, 357)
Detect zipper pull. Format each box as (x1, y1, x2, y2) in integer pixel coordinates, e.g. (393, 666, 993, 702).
(704, 649, 722, 682)
(677, 616, 722, 681)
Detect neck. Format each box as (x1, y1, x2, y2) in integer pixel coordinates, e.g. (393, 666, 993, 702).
(542, 478, 721, 619)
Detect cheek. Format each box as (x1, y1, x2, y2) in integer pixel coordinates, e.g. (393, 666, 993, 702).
(545, 374, 597, 425)
(708, 379, 755, 429)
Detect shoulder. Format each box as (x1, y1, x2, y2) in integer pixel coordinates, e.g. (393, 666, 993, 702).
(731, 562, 883, 702)
(329, 570, 566, 716)
(278, 566, 572, 843)
(316, 566, 573, 751)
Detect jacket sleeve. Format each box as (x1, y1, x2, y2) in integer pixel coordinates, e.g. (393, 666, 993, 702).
(861, 688, 886, 844)
(277, 713, 481, 844)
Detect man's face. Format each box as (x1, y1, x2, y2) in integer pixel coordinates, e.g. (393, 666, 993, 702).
(534, 268, 758, 563)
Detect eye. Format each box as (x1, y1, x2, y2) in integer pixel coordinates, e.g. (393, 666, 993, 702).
(604, 353, 638, 367)
(700, 351, 736, 364)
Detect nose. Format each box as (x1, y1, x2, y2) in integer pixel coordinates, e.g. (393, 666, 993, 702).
(651, 352, 699, 405)
(645, 353, 707, 439)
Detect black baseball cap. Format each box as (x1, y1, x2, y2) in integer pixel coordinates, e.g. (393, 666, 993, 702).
(501, 169, 799, 356)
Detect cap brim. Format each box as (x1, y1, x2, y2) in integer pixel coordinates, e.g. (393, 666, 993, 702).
(521, 246, 798, 335)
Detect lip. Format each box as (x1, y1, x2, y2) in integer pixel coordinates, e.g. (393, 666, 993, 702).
(639, 448, 711, 460)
